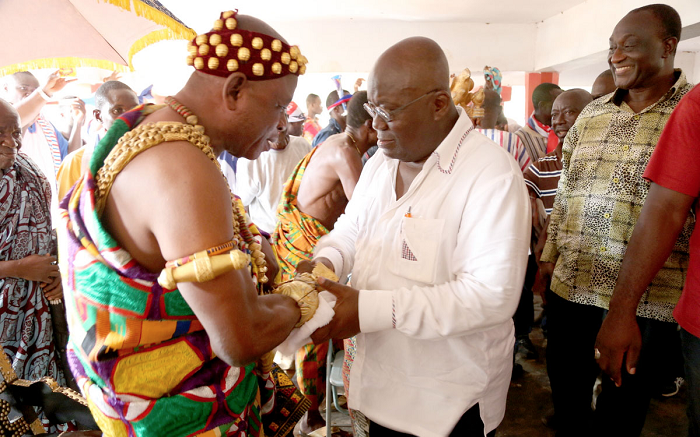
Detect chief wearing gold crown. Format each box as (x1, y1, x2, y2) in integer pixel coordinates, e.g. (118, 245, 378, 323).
(61, 10, 320, 437)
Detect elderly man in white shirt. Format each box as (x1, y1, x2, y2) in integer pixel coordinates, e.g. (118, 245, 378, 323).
(301, 37, 530, 436)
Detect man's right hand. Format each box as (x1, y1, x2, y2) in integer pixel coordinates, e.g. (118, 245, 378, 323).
(17, 254, 59, 283)
(42, 70, 76, 97)
(295, 258, 334, 276)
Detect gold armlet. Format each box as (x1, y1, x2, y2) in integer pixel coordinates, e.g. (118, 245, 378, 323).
(158, 250, 249, 289)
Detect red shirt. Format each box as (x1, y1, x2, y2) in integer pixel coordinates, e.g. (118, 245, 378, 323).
(644, 85, 700, 337)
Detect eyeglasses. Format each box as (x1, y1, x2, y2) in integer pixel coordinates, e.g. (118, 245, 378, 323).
(364, 89, 441, 123)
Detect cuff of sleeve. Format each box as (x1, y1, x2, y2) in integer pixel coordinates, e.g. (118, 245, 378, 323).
(358, 289, 394, 333)
(314, 247, 343, 277)
(540, 242, 558, 264)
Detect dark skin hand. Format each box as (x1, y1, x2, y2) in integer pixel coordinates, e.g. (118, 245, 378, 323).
(296, 259, 361, 344)
(595, 183, 694, 387)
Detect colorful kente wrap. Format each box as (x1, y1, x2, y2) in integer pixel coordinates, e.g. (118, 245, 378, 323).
(271, 147, 328, 282)
(60, 104, 289, 437)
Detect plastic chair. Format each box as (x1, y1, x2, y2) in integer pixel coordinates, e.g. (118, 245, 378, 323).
(325, 340, 348, 436)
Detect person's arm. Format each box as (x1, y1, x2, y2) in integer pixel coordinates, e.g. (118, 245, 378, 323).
(15, 71, 75, 129)
(313, 171, 531, 342)
(112, 141, 299, 367)
(596, 183, 693, 385)
(0, 254, 59, 283)
(334, 148, 363, 201)
(66, 99, 86, 154)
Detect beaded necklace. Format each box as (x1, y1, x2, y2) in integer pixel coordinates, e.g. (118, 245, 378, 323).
(164, 96, 268, 284)
(345, 131, 362, 156)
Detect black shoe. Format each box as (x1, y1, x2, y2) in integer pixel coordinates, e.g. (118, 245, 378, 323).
(515, 335, 539, 360)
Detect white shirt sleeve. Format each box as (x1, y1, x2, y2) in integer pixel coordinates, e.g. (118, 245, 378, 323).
(360, 171, 530, 339)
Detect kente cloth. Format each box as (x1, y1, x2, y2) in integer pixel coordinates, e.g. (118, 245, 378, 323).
(302, 117, 321, 145)
(0, 153, 66, 429)
(272, 147, 329, 282)
(60, 104, 304, 437)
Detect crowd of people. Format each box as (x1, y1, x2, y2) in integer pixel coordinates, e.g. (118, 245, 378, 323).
(0, 3, 697, 437)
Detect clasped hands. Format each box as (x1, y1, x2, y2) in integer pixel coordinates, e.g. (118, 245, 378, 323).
(286, 259, 360, 344)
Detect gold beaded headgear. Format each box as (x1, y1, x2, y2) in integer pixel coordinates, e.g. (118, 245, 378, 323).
(187, 10, 308, 80)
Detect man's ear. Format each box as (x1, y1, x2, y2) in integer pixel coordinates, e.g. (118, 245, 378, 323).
(432, 91, 452, 120)
(223, 73, 247, 110)
(662, 37, 678, 59)
(93, 109, 102, 123)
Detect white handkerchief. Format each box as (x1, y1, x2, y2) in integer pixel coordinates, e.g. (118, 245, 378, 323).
(276, 291, 336, 356)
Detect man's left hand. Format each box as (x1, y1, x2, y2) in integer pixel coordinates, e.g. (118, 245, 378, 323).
(595, 311, 642, 387)
(310, 277, 360, 343)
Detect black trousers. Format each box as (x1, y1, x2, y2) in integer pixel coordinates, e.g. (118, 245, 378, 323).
(369, 403, 496, 437)
(545, 290, 680, 437)
(513, 254, 538, 337)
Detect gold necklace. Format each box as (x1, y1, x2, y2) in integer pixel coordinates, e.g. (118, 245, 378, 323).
(345, 131, 362, 156)
(165, 96, 268, 284)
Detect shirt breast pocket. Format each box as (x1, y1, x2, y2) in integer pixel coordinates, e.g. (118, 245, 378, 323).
(390, 217, 445, 284)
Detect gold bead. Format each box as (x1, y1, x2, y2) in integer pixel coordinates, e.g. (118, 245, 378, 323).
(289, 61, 298, 74)
(209, 34, 222, 46)
(186, 115, 198, 125)
(271, 39, 282, 52)
(290, 46, 300, 60)
(230, 33, 243, 47)
(299, 55, 308, 65)
(208, 57, 219, 70)
(226, 17, 237, 30)
(186, 55, 194, 66)
(227, 59, 239, 71)
(252, 63, 264, 76)
(238, 47, 250, 61)
(281, 52, 291, 65)
(252, 37, 263, 50)
(216, 43, 228, 57)
(213, 19, 224, 31)
(260, 48, 271, 61)
(196, 34, 208, 45)
(223, 10, 235, 19)
(271, 62, 282, 74)
(198, 44, 209, 56)
(188, 44, 197, 56)
(194, 57, 204, 70)
(299, 64, 306, 75)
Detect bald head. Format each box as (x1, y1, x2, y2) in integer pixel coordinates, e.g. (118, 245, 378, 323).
(372, 37, 451, 95)
(591, 69, 616, 99)
(367, 37, 458, 163)
(0, 98, 21, 170)
(4, 71, 40, 105)
(551, 88, 592, 142)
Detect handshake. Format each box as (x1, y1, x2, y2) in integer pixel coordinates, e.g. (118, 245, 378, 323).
(274, 259, 361, 351)
(274, 262, 339, 328)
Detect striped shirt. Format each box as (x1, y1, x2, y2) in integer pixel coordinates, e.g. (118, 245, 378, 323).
(477, 129, 531, 172)
(523, 151, 562, 215)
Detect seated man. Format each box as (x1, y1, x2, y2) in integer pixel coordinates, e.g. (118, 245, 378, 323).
(61, 11, 315, 436)
(56, 80, 139, 200)
(272, 91, 376, 434)
(236, 104, 312, 234)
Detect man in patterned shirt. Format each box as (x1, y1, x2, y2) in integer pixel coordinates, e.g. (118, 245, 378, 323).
(540, 4, 694, 436)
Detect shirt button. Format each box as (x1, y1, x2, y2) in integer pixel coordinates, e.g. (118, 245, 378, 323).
(601, 247, 607, 252)
(604, 213, 610, 219)
(613, 177, 620, 183)
(622, 145, 629, 151)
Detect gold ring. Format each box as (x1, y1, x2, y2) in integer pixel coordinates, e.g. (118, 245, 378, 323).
(594, 348, 601, 360)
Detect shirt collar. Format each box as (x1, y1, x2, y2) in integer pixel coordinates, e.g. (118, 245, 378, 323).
(605, 69, 687, 109)
(527, 112, 552, 137)
(429, 107, 475, 175)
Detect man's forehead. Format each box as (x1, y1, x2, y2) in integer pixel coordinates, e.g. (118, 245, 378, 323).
(13, 74, 39, 87)
(612, 11, 660, 40)
(0, 104, 20, 123)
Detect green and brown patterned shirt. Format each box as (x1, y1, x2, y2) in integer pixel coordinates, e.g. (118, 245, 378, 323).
(541, 70, 695, 322)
